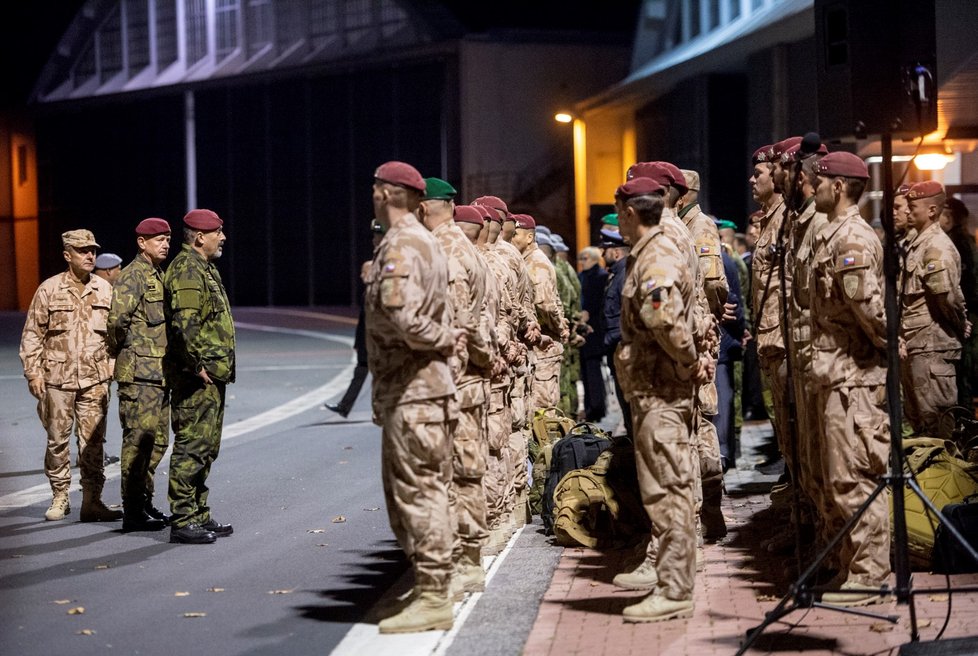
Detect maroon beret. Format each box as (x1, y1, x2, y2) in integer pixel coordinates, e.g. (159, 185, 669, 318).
(626, 162, 687, 193)
(471, 203, 498, 223)
(374, 161, 426, 193)
(813, 152, 869, 180)
(775, 136, 803, 159)
(907, 180, 944, 200)
(752, 145, 775, 165)
(453, 205, 485, 226)
(135, 217, 171, 236)
(616, 176, 665, 200)
(782, 141, 828, 163)
(654, 161, 688, 194)
(894, 183, 913, 197)
(183, 209, 223, 231)
(472, 195, 510, 217)
(513, 213, 536, 229)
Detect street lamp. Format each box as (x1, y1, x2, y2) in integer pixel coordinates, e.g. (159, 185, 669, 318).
(554, 112, 574, 124)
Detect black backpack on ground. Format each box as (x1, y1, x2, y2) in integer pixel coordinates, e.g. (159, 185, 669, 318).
(541, 424, 612, 533)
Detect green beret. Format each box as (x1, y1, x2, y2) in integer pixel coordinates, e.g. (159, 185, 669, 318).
(715, 219, 738, 231)
(601, 213, 619, 227)
(422, 177, 457, 201)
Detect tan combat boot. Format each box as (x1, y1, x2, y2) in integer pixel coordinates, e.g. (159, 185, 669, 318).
(45, 491, 70, 521)
(80, 488, 123, 522)
(623, 593, 694, 623)
(821, 580, 890, 607)
(378, 590, 453, 634)
(457, 547, 486, 593)
(612, 555, 658, 590)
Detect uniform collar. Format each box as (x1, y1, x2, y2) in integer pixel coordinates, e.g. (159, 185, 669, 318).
(821, 203, 860, 245)
(909, 220, 940, 248)
(677, 203, 698, 221)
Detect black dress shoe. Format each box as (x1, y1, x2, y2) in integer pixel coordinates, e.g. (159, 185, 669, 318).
(123, 510, 167, 532)
(200, 519, 233, 537)
(325, 402, 351, 418)
(144, 504, 171, 524)
(170, 523, 217, 544)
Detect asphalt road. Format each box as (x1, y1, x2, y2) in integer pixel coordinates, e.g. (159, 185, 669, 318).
(0, 307, 561, 656)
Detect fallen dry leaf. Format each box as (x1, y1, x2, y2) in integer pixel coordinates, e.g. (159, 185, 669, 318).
(362, 507, 380, 512)
(869, 622, 894, 633)
(755, 594, 779, 602)
(917, 619, 933, 629)
(76, 629, 95, 636)
(268, 589, 294, 595)
(10, 554, 24, 559)
(67, 607, 85, 615)
(182, 612, 206, 618)
(174, 592, 190, 597)
(53, 599, 71, 605)
(344, 446, 353, 450)
(207, 587, 225, 593)
(94, 564, 109, 570)
(316, 543, 329, 547)
(589, 582, 599, 587)
(338, 460, 349, 465)
(928, 594, 949, 602)
(331, 516, 346, 523)
(307, 528, 325, 534)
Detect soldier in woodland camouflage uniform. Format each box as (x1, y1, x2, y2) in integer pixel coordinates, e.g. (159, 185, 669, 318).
(612, 177, 707, 623)
(107, 218, 173, 532)
(366, 162, 463, 634)
(900, 181, 969, 437)
(164, 209, 235, 545)
(809, 153, 890, 607)
(419, 181, 494, 597)
(550, 233, 584, 417)
(20, 229, 121, 522)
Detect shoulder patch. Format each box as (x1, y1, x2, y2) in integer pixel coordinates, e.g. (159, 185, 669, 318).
(836, 251, 867, 270)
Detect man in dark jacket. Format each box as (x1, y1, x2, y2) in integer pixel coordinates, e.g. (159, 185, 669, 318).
(578, 246, 608, 421)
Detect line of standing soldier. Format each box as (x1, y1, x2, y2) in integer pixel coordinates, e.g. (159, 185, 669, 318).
(748, 137, 972, 608)
(19, 210, 237, 545)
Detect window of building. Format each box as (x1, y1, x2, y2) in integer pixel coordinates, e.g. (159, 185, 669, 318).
(708, 0, 721, 29)
(156, 0, 178, 68)
(185, 0, 208, 65)
(215, 0, 239, 59)
(99, 6, 123, 82)
(752, 0, 765, 11)
(74, 41, 96, 87)
(126, 0, 150, 74)
(379, 0, 406, 38)
(275, 0, 303, 47)
(729, 0, 741, 20)
(247, 0, 273, 55)
(689, 0, 701, 39)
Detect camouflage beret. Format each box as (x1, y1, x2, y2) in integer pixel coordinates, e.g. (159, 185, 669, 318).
(681, 169, 700, 192)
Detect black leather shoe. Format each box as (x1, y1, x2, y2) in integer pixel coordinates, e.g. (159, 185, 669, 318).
(170, 523, 217, 544)
(144, 504, 171, 524)
(325, 402, 351, 418)
(123, 510, 167, 532)
(200, 519, 233, 537)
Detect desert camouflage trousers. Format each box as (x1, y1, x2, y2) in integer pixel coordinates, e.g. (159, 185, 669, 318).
(817, 383, 891, 586)
(528, 352, 561, 414)
(761, 356, 792, 472)
(449, 380, 489, 556)
(118, 383, 169, 509)
(168, 374, 225, 529)
(485, 384, 511, 529)
(902, 350, 958, 439)
(38, 382, 109, 493)
(630, 392, 697, 601)
(381, 397, 453, 594)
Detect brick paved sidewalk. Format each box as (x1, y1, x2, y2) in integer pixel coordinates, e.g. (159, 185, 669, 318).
(523, 421, 978, 656)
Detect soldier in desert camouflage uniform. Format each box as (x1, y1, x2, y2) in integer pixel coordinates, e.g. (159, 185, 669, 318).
(419, 181, 494, 597)
(366, 162, 464, 634)
(809, 152, 890, 607)
(107, 218, 173, 532)
(612, 177, 707, 623)
(20, 229, 122, 523)
(164, 209, 235, 545)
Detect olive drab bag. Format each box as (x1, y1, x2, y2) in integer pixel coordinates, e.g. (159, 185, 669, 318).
(540, 427, 612, 532)
(552, 438, 650, 548)
(528, 408, 577, 515)
(893, 437, 978, 569)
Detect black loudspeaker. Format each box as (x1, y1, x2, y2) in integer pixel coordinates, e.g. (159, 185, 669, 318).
(815, 0, 937, 141)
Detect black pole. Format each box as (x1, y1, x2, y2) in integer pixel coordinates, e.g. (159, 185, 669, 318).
(880, 132, 917, 639)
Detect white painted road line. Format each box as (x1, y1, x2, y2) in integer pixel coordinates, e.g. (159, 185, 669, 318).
(0, 320, 355, 511)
